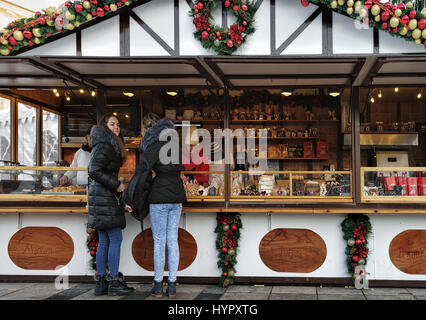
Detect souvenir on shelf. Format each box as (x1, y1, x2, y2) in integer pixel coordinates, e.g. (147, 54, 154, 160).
(305, 110, 315, 121)
(184, 179, 199, 197)
(305, 180, 320, 196)
(193, 110, 203, 121)
(328, 110, 337, 121)
(232, 107, 239, 121)
(165, 109, 176, 120)
(183, 109, 194, 121)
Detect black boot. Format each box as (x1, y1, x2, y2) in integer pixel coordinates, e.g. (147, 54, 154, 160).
(165, 281, 176, 299)
(106, 272, 134, 296)
(94, 274, 108, 296)
(151, 281, 163, 298)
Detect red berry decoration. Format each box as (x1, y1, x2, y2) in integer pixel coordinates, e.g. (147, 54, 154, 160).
(242, 4, 248, 11)
(231, 224, 238, 231)
(97, 7, 105, 17)
(381, 11, 390, 21)
(227, 40, 234, 47)
(223, 272, 228, 277)
(224, 0, 230, 8)
(74, 4, 83, 13)
(355, 239, 362, 245)
(409, 10, 417, 19)
(201, 30, 209, 39)
(222, 247, 228, 253)
(397, 3, 405, 10)
(23, 30, 32, 39)
(384, 2, 391, 9)
(233, 5, 239, 12)
(401, 15, 409, 25)
(301, 0, 310, 7)
(90, 0, 98, 4)
(418, 19, 426, 30)
(382, 22, 388, 29)
(8, 37, 17, 45)
(197, 2, 204, 10)
(104, 5, 110, 11)
(352, 255, 359, 262)
(364, 0, 372, 10)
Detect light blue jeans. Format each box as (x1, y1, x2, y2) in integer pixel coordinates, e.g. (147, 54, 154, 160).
(149, 203, 182, 283)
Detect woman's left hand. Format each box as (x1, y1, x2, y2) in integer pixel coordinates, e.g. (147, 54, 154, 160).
(124, 204, 133, 212)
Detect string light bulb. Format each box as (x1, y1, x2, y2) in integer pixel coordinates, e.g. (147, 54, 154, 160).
(91, 91, 96, 97)
(394, 87, 399, 93)
(378, 90, 382, 98)
(79, 89, 84, 94)
(55, 92, 60, 97)
(52, 88, 58, 93)
(370, 97, 375, 103)
(417, 91, 423, 99)
(66, 96, 71, 102)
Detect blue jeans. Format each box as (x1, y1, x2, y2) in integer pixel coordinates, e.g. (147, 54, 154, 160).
(96, 227, 123, 277)
(150, 203, 182, 282)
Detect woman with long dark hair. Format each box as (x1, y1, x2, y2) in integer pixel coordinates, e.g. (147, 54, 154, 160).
(88, 114, 134, 296)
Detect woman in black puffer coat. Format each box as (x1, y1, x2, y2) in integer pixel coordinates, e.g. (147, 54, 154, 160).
(88, 114, 133, 297)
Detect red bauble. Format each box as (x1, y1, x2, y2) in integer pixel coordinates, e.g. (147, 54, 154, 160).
(23, 30, 32, 39)
(201, 31, 209, 39)
(301, 0, 309, 7)
(418, 19, 426, 30)
(8, 37, 17, 45)
(382, 22, 388, 29)
(352, 255, 359, 262)
(401, 15, 409, 25)
(381, 11, 390, 21)
(197, 2, 204, 10)
(65, 1, 71, 7)
(104, 4, 110, 11)
(364, 0, 372, 10)
(90, 250, 95, 256)
(242, 4, 248, 11)
(227, 40, 234, 47)
(384, 2, 391, 9)
(397, 3, 405, 10)
(223, 272, 228, 277)
(90, 0, 98, 5)
(409, 10, 417, 19)
(222, 247, 228, 253)
(74, 4, 83, 13)
(224, 0, 230, 8)
(243, 20, 247, 26)
(231, 224, 238, 231)
(233, 5, 239, 12)
(391, 5, 396, 12)
(355, 239, 362, 245)
(97, 7, 105, 17)
(28, 40, 34, 46)
(38, 17, 46, 25)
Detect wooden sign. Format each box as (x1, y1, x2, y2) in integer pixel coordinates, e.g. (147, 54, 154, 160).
(389, 230, 426, 275)
(132, 228, 197, 271)
(8, 227, 74, 270)
(259, 228, 327, 273)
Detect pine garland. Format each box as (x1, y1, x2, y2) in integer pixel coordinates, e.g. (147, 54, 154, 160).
(303, 0, 426, 49)
(341, 214, 372, 284)
(0, 0, 134, 56)
(215, 213, 243, 287)
(189, 0, 257, 55)
(86, 226, 99, 271)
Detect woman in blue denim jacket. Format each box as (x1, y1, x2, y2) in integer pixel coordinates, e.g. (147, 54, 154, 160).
(128, 113, 186, 298)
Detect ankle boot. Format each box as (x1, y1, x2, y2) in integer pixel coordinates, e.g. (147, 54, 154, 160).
(166, 281, 176, 299)
(94, 274, 108, 296)
(106, 272, 134, 296)
(151, 281, 163, 298)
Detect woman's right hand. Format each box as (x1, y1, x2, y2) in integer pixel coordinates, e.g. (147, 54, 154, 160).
(117, 183, 126, 193)
(60, 175, 69, 185)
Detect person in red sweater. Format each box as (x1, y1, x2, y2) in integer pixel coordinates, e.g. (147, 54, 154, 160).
(181, 143, 210, 185)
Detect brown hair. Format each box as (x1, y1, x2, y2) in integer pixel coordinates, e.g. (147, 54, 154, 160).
(98, 114, 126, 160)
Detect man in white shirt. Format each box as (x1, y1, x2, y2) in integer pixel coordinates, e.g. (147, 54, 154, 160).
(60, 128, 93, 187)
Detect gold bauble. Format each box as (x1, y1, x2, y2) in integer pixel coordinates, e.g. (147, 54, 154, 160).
(13, 30, 24, 41)
(394, 9, 402, 17)
(331, 1, 337, 9)
(354, 1, 362, 12)
(371, 5, 381, 16)
(34, 37, 41, 44)
(86, 14, 93, 21)
(32, 28, 42, 38)
(74, 21, 81, 27)
(399, 26, 408, 36)
(421, 8, 426, 18)
(414, 39, 421, 45)
(0, 48, 10, 55)
(422, 29, 426, 40)
(375, 15, 381, 22)
(65, 11, 75, 21)
(347, 0, 354, 7)
(389, 17, 399, 28)
(83, 1, 91, 9)
(66, 23, 75, 31)
(1, 39, 8, 45)
(408, 19, 418, 30)
(347, 7, 354, 15)
(338, 0, 345, 6)
(412, 28, 421, 40)
(110, 4, 118, 11)
(359, 8, 368, 18)
(406, 1, 413, 9)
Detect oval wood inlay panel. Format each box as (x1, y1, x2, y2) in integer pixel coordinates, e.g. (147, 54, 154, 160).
(389, 230, 426, 275)
(8, 227, 74, 270)
(259, 228, 327, 273)
(132, 228, 197, 271)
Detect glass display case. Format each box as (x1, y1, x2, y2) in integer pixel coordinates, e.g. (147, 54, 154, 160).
(362, 167, 426, 203)
(231, 170, 352, 202)
(182, 171, 225, 202)
(0, 166, 88, 202)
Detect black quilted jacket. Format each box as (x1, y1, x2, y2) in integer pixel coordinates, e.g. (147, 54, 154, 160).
(87, 126, 126, 230)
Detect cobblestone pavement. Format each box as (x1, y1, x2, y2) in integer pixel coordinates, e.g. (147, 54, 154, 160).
(0, 282, 425, 300)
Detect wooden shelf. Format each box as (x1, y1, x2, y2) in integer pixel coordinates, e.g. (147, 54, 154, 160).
(231, 120, 339, 123)
(342, 131, 418, 134)
(263, 158, 328, 160)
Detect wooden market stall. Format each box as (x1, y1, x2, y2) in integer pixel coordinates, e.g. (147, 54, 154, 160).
(0, 0, 425, 286)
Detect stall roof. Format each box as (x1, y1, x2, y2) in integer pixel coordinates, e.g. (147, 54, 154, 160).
(0, 55, 425, 90)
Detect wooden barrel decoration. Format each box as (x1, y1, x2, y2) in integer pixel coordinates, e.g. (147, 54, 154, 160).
(389, 229, 426, 275)
(8, 227, 74, 270)
(132, 228, 197, 271)
(259, 228, 327, 273)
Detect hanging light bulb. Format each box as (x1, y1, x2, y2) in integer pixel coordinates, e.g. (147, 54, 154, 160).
(166, 91, 178, 96)
(52, 88, 58, 93)
(91, 91, 96, 97)
(370, 97, 375, 103)
(79, 89, 84, 94)
(66, 95, 71, 102)
(378, 90, 382, 98)
(417, 91, 423, 99)
(394, 87, 399, 93)
(55, 92, 60, 97)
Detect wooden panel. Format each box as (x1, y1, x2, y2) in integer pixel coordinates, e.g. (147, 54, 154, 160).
(259, 228, 327, 273)
(389, 230, 426, 275)
(131, 228, 197, 272)
(8, 227, 74, 270)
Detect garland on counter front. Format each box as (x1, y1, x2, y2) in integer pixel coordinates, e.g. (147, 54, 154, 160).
(0, 0, 134, 56)
(302, 0, 426, 49)
(215, 213, 243, 287)
(341, 214, 372, 284)
(86, 226, 99, 271)
(189, 0, 257, 55)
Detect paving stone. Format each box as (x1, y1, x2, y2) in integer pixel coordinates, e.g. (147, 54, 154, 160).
(219, 292, 270, 300)
(269, 293, 317, 300)
(45, 283, 93, 300)
(201, 285, 227, 295)
(362, 288, 410, 296)
(317, 287, 364, 295)
(70, 289, 123, 300)
(172, 284, 207, 294)
(413, 296, 426, 300)
(365, 294, 415, 300)
(271, 286, 316, 295)
(318, 294, 366, 300)
(406, 288, 426, 296)
(0, 283, 77, 300)
(225, 285, 272, 294)
(195, 293, 222, 300)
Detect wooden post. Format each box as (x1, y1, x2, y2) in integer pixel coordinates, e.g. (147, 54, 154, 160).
(96, 88, 106, 124)
(351, 86, 361, 204)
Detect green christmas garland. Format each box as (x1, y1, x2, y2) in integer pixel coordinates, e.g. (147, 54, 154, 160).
(303, 0, 426, 49)
(341, 214, 372, 284)
(189, 0, 257, 55)
(215, 213, 243, 287)
(0, 0, 134, 56)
